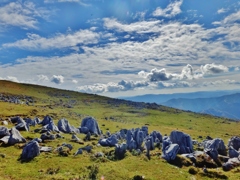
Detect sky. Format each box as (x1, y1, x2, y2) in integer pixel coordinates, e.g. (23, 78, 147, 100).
(0, 0, 240, 97)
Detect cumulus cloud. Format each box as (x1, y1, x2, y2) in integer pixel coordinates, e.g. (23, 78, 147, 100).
(0, 2, 50, 29)
(77, 80, 148, 93)
(201, 63, 228, 75)
(152, 0, 183, 18)
(51, 75, 64, 84)
(3, 30, 99, 50)
(37, 74, 49, 82)
(142, 68, 176, 82)
(139, 64, 203, 82)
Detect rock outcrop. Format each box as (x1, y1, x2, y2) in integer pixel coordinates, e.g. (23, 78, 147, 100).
(80, 117, 101, 135)
(58, 118, 79, 134)
(170, 130, 193, 154)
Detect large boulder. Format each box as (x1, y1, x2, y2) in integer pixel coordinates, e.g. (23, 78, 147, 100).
(150, 131, 162, 143)
(128, 138, 137, 151)
(170, 130, 193, 154)
(20, 140, 40, 160)
(115, 143, 127, 160)
(40, 115, 53, 126)
(15, 121, 29, 131)
(80, 117, 101, 135)
(0, 127, 26, 145)
(223, 157, 240, 171)
(58, 118, 79, 134)
(162, 143, 180, 161)
(141, 126, 148, 137)
(135, 130, 144, 149)
(99, 134, 118, 147)
(10, 117, 24, 124)
(0, 126, 10, 138)
(204, 138, 226, 160)
(44, 121, 59, 133)
(228, 136, 240, 151)
(229, 146, 240, 158)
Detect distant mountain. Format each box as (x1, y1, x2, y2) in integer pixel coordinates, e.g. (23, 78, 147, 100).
(123, 90, 240, 104)
(161, 93, 240, 120)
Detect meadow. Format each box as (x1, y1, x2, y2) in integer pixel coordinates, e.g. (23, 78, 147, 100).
(0, 80, 240, 180)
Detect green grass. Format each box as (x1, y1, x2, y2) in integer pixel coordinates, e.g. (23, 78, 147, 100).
(0, 80, 240, 179)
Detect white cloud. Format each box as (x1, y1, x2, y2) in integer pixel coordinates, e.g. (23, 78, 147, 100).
(77, 63, 231, 93)
(72, 79, 78, 84)
(139, 64, 203, 82)
(44, 0, 89, 6)
(77, 80, 149, 93)
(3, 30, 100, 50)
(217, 8, 227, 14)
(51, 75, 64, 84)
(0, 76, 19, 83)
(0, 2, 50, 29)
(203, 79, 240, 86)
(222, 11, 240, 24)
(37, 74, 49, 82)
(200, 63, 228, 75)
(103, 18, 161, 33)
(152, 0, 183, 18)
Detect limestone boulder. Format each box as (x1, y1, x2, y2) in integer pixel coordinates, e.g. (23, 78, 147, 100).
(115, 143, 127, 160)
(170, 130, 193, 154)
(58, 118, 79, 134)
(228, 136, 240, 151)
(20, 140, 40, 160)
(0, 126, 10, 138)
(6, 127, 26, 145)
(80, 117, 101, 135)
(99, 134, 118, 147)
(204, 138, 226, 160)
(162, 143, 180, 161)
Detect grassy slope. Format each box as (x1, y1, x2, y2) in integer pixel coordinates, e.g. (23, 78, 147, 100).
(0, 80, 239, 180)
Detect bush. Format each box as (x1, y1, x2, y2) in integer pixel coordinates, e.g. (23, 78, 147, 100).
(87, 164, 99, 180)
(188, 167, 198, 175)
(132, 175, 144, 180)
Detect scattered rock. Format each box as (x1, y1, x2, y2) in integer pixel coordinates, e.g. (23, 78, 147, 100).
(0, 126, 10, 138)
(170, 130, 193, 154)
(99, 134, 118, 147)
(115, 143, 127, 160)
(20, 140, 40, 160)
(80, 117, 101, 135)
(58, 118, 79, 134)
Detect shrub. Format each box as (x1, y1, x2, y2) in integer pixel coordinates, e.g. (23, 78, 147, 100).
(188, 167, 198, 175)
(87, 164, 99, 180)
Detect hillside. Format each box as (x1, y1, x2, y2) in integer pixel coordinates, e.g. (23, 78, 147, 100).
(161, 93, 240, 120)
(1, 80, 240, 180)
(123, 90, 240, 104)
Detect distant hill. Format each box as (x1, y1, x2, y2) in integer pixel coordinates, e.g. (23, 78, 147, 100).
(123, 90, 240, 104)
(161, 93, 240, 120)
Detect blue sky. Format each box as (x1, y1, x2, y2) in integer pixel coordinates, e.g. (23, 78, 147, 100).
(0, 0, 240, 97)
